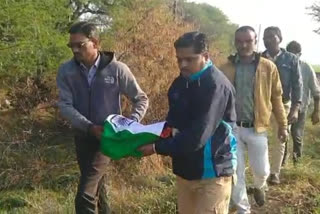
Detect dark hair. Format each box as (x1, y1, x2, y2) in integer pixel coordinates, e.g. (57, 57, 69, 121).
(174, 31, 208, 54)
(264, 26, 282, 42)
(235, 26, 257, 39)
(69, 21, 99, 40)
(286, 40, 301, 54)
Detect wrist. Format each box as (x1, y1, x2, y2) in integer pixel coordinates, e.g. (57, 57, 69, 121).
(152, 144, 156, 154)
(130, 114, 139, 122)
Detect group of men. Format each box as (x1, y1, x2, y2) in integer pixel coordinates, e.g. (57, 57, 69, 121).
(223, 26, 320, 214)
(57, 21, 320, 214)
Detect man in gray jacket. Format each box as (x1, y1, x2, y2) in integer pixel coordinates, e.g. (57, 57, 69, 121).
(56, 21, 148, 214)
(286, 41, 320, 164)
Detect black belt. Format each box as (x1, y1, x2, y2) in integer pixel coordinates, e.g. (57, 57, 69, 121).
(236, 121, 254, 128)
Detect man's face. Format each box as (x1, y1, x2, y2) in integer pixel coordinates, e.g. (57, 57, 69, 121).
(235, 30, 256, 57)
(68, 33, 98, 63)
(263, 30, 281, 51)
(175, 47, 208, 77)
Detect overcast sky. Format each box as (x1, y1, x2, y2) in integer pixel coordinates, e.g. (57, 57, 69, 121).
(190, 0, 320, 64)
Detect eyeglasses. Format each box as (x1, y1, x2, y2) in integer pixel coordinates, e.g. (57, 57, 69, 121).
(67, 39, 90, 49)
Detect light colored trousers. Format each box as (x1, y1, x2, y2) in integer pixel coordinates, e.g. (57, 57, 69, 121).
(270, 102, 291, 176)
(231, 127, 269, 214)
(177, 176, 232, 214)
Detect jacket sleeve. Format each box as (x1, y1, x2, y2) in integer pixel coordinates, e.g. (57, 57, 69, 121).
(118, 63, 149, 122)
(271, 64, 288, 131)
(56, 66, 93, 132)
(222, 85, 237, 127)
(155, 85, 232, 156)
(307, 63, 320, 99)
(290, 56, 303, 105)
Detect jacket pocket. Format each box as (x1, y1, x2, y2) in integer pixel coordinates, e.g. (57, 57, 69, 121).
(212, 134, 235, 177)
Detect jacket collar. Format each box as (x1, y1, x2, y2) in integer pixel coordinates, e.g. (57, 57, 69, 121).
(228, 52, 261, 66)
(74, 51, 115, 70)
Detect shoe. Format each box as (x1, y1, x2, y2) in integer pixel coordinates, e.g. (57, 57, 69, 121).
(268, 174, 280, 185)
(293, 153, 300, 166)
(281, 153, 289, 167)
(247, 186, 255, 195)
(253, 188, 265, 207)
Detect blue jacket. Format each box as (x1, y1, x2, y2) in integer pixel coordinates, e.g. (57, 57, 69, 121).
(155, 65, 237, 180)
(262, 49, 302, 105)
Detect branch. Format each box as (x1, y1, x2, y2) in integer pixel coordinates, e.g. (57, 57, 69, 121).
(307, 3, 320, 34)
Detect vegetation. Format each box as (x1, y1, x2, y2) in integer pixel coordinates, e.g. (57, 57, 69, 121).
(312, 64, 320, 73)
(1, 0, 319, 213)
(309, 1, 320, 34)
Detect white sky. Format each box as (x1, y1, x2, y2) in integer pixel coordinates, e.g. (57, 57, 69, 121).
(190, 0, 320, 64)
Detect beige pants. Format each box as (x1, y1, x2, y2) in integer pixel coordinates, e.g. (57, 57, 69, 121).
(270, 101, 291, 175)
(176, 176, 232, 214)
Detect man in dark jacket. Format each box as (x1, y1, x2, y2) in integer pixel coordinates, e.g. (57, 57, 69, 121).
(286, 41, 320, 163)
(139, 32, 237, 214)
(262, 26, 303, 185)
(56, 21, 148, 214)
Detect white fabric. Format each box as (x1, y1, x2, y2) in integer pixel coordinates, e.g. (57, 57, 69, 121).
(231, 127, 269, 214)
(271, 101, 291, 175)
(105, 114, 165, 135)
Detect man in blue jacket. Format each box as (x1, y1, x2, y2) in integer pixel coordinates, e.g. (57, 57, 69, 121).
(139, 31, 237, 214)
(262, 26, 302, 185)
(56, 21, 148, 214)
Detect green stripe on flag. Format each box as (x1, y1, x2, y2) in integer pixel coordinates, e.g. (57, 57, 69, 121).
(100, 115, 163, 160)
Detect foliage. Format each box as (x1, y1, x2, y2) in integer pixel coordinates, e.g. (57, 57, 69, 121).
(181, 1, 238, 57)
(102, 0, 193, 122)
(0, 0, 72, 77)
(312, 64, 320, 73)
(0, 0, 129, 78)
(1, 0, 320, 213)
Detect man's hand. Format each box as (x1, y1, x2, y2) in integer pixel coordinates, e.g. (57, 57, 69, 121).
(311, 110, 320, 125)
(89, 125, 104, 140)
(138, 144, 155, 156)
(278, 128, 289, 143)
(287, 107, 299, 124)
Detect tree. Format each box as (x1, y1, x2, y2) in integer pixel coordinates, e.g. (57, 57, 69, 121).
(180, 1, 238, 57)
(0, 0, 123, 77)
(308, 2, 320, 34)
(0, 0, 73, 77)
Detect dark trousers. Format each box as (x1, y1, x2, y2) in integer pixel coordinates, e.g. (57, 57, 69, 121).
(74, 136, 110, 214)
(283, 111, 307, 164)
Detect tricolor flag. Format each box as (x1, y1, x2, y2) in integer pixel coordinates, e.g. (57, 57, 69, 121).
(101, 114, 171, 160)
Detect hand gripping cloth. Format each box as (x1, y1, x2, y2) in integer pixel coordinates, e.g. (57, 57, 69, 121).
(101, 114, 171, 160)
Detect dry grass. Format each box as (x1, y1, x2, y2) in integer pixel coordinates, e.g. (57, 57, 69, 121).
(2, 110, 320, 213)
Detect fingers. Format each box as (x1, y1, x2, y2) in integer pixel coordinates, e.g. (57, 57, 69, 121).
(137, 146, 145, 152)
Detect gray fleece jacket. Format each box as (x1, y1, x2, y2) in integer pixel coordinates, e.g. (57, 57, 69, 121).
(56, 51, 149, 134)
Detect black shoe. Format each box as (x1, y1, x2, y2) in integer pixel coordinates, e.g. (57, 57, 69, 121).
(293, 153, 300, 166)
(247, 186, 255, 195)
(253, 188, 265, 207)
(281, 153, 289, 167)
(268, 174, 280, 185)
